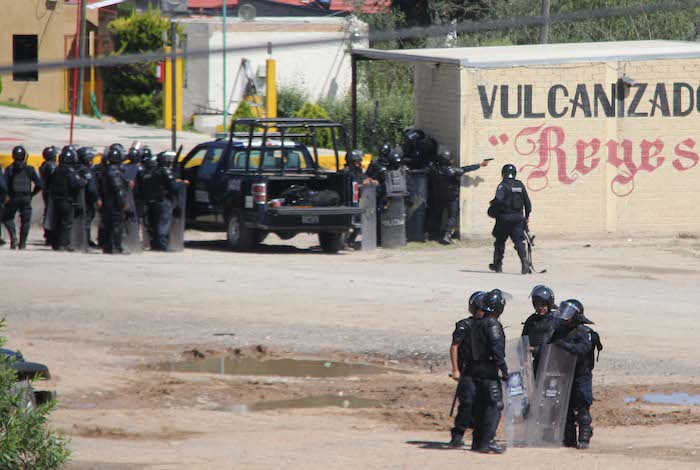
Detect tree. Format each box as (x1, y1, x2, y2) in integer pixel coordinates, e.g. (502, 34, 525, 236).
(103, 8, 174, 124)
(0, 320, 70, 469)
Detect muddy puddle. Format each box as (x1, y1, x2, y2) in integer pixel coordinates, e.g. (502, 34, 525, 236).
(624, 393, 700, 405)
(157, 356, 394, 378)
(227, 395, 382, 413)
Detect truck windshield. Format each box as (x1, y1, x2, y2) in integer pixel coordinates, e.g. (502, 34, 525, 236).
(229, 147, 315, 171)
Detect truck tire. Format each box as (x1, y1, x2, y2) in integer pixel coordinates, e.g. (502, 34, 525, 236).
(226, 211, 257, 251)
(319, 232, 345, 254)
(10, 380, 37, 410)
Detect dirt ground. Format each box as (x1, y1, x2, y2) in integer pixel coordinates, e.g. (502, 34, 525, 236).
(2, 229, 700, 469)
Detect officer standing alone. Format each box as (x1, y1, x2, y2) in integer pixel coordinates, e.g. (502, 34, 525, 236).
(469, 289, 508, 454)
(448, 291, 485, 448)
(3, 146, 42, 249)
(488, 164, 532, 274)
(551, 299, 603, 450)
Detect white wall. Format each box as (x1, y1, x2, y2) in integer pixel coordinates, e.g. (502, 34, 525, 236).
(208, 30, 365, 114)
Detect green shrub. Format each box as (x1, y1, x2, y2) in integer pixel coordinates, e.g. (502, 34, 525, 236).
(276, 86, 308, 118)
(292, 102, 334, 148)
(0, 320, 70, 468)
(112, 94, 160, 125)
(230, 101, 259, 133)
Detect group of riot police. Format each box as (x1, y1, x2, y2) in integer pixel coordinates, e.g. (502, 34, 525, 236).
(449, 285, 603, 453)
(0, 143, 182, 254)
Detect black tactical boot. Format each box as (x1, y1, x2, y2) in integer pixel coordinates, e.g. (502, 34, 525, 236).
(475, 440, 506, 454)
(440, 232, 454, 245)
(577, 441, 590, 449)
(563, 424, 577, 447)
(577, 424, 593, 449)
(489, 263, 502, 273)
(520, 259, 531, 274)
(18, 234, 27, 250)
(448, 433, 465, 448)
(9, 237, 18, 250)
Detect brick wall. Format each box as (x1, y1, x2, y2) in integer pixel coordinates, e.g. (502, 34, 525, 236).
(440, 58, 700, 236)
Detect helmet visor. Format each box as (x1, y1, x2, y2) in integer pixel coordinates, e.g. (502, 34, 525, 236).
(555, 301, 581, 321)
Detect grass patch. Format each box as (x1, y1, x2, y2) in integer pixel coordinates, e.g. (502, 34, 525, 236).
(0, 100, 32, 110)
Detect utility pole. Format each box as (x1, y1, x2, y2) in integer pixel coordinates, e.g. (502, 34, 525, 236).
(222, 0, 228, 132)
(77, 0, 87, 115)
(171, 21, 178, 151)
(539, 0, 551, 44)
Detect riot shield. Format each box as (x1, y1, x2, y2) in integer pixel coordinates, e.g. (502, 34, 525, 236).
(124, 189, 142, 254)
(379, 196, 406, 249)
(70, 188, 88, 252)
(503, 336, 536, 447)
(384, 168, 408, 196)
(168, 181, 187, 252)
(527, 344, 576, 446)
(43, 198, 54, 232)
(405, 170, 428, 242)
(359, 184, 376, 251)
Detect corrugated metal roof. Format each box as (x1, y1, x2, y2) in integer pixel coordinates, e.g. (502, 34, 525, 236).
(187, 0, 388, 13)
(353, 41, 700, 68)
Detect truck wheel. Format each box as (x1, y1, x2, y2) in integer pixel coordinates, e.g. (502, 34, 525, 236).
(226, 212, 257, 251)
(10, 380, 37, 410)
(319, 232, 345, 254)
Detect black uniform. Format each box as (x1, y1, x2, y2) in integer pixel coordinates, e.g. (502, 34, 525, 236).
(490, 178, 531, 273)
(451, 317, 478, 440)
(137, 164, 177, 251)
(78, 164, 99, 246)
(98, 164, 128, 254)
(50, 165, 86, 251)
(0, 169, 6, 245)
(3, 162, 42, 249)
(521, 312, 556, 375)
(551, 321, 596, 447)
(39, 159, 58, 243)
(431, 163, 481, 240)
(470, 316, 507, 450)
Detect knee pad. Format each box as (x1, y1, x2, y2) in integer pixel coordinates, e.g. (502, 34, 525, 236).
(577, 408, 592, 426)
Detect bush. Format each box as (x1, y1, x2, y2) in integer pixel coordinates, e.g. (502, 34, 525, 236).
(0, 320, 70, 468)
(112, 94, 160, 125)
(292, 102, 333, 148)
(231, 101, 257, 133)
(276, 86, 308, 118)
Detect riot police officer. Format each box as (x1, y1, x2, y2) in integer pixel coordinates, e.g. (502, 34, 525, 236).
(124, 144, 144, 184)
(77, 147, 99, 248)
(50, 148, 86, 251)
(0, 165, 6, 247)
(39, 146, 59, 245)
(137, 151, 178, 251)
(432, 150, 489, 245)
(521, 285, 557, 376)
(3, 146, 42, 249)
(488, 164, 532, 274)
(469, 288, 507, 454)
(365, 144, 391, 181)
(551, 299, 602, 450)
(341, 149, 373, 186)
(449, 291, 485, 448)
(98, 145, 128, 254)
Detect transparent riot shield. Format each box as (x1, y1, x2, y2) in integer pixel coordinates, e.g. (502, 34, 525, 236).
(503, 336, 536, 447)
(70, 188, 88, 252)
(359, 184, 376, 251)
(527, 344, 576, 446)
(124, 189, 142, 254)
(405, 170, 428, 242)
(379, 196, 406, 249)
(43, 198, 54, 232)
(168, 181, 187, 252)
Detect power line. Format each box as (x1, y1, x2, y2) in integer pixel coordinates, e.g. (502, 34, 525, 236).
(1, 0, 699, 75)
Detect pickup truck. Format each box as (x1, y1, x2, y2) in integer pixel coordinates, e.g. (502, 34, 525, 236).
(179, 118, 364, 253)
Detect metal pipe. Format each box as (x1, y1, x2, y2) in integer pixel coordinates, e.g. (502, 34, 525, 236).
(222, 0, 228, 131)
(77, 0, 87, 115)
(171, 21, 177, 151)
(351, 55, 358, 148)
(539, 0, 551, 44)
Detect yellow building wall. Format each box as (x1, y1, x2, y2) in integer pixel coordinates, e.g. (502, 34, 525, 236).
(0, 1, 96, 112)
(452, 58, 700, 235)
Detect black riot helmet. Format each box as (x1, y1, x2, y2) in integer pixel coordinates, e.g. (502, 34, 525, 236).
(77, 147, 97, 166)
(482, 289, 506, 316)
(437, 150, 453, 166)
(108, 143, 126, 163)
(143, 151, 157, 170)
(468, 291, 486, 316)
(378, 144, 391, 160)
(42, 146, 58, 162)
(59, 147, 78, 167)
(346, 149, 364, 166)
(142, 146, 153, 161)
(387, 150, 402, 168)
(502, 164, 517, 179)
(403, 128, 425, 144)
(157, 151, 176, 168)
(530, 285, 555, 311)
(555, 299, 593, 325)
(105, 147, 123, 165)
(12, 146, 27, 163)
(127, 146, 143, 164)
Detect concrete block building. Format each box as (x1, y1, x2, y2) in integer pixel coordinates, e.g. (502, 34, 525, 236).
(353, 41, 700, 235)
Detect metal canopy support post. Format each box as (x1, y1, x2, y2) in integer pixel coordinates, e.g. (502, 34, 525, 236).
(351, 55, 358, 149)
(77, 0, 87, 116)
(171, 21, 178, 151)
(540, 0, 551, 44)
(223, 0, 228, 130)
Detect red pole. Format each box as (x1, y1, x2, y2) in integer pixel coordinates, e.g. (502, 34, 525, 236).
(69, 0, 83, 145)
